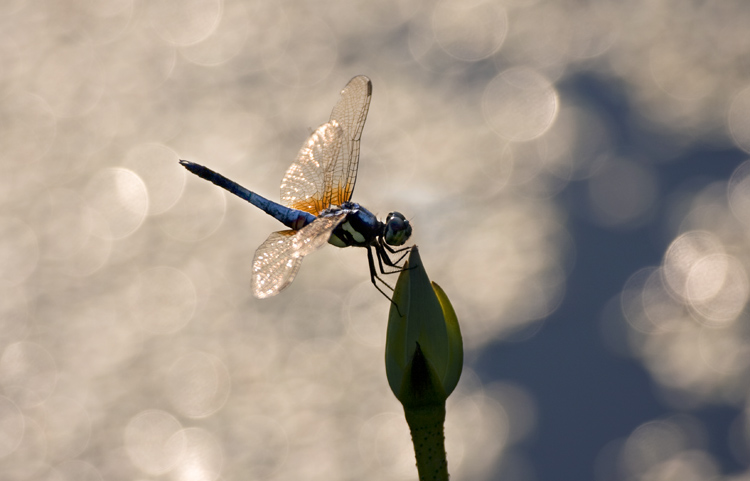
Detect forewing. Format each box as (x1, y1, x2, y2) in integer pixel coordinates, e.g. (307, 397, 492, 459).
(280, 122, 345, 215)
(251, 210, 349, 298)
(326, 75, 372, 205)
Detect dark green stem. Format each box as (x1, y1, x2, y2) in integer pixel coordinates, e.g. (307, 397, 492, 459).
(404, 403, 448, 481)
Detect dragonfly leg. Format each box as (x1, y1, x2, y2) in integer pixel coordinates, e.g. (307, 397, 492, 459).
(375, 241, 412, 274)
(367, 245, 395, 291)
(383, 243, 412, 254)
(366, 245, 405, 316)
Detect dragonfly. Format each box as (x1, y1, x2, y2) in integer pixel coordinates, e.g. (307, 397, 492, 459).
(179, 75, 412, 301)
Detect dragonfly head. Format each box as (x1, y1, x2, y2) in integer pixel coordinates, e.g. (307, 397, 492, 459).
(383, 212, 412, 246)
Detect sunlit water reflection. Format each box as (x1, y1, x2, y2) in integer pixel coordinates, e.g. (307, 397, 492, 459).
(3, 1, 750, 480)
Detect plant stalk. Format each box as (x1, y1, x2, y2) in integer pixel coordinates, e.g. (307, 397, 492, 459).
(404, 403, 448, 481)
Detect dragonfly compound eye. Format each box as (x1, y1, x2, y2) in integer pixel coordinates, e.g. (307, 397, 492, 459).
(384, 212, 412, 246)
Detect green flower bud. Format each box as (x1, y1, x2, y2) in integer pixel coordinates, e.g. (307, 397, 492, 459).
(385, 247, 463, 408)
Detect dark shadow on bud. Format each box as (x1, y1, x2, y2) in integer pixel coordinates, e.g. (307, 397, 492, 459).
(401, 342, 447, 409)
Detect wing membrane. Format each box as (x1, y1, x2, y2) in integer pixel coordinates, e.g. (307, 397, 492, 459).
(280, 122, 344, 215)
(326, 75, 372, 205)
(279, 76, 372, 215)
(251, 210, 349, 298)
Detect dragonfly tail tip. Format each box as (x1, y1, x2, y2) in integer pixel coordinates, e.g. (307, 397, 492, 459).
(179, 160, 204, 176)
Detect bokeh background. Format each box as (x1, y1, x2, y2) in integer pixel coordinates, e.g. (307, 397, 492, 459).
(2, 0, 750, 480)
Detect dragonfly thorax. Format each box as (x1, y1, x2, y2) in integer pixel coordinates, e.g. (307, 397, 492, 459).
(326, 202, 382, 249)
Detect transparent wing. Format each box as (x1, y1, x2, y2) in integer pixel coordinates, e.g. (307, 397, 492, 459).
(326, 75, 372, 205)
(252, 231, 302, 299)
(280, 122, 345, 215)
(279, 76, 371, 214)
(251, 210, 349, 298)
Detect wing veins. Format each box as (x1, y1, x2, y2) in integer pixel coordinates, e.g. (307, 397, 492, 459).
(279, 76, 372, 215)
(251, 210, 349, 298)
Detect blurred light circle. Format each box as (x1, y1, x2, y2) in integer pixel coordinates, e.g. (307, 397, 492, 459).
(358, 413, 396, 471)
(286, 339, 351, 403)
(474, 129, 513, 194)
(543, 105, 612, 181)
(447, 200, 568, 338)
(180, 0, 250, 66)
(124, 410, 185, 476)
(222, 2, 290, 76)
(495, 4, 569, 82)
(445, 392, 509, 479)
(263, 14, 337, 87)
(0, 217, 39, 286)
(0, 0, 27, 15)
(518, 261, 567, 322)
(482, 68, 558, 141)
(587, 158, 657, 228)
(279, 289, 347, 340)
(345, 282, 388, 348)
(74, 0, 133, 44)
(30, 32, 105, 117)
(77, 0, 133, 17)
(484, 382, 537, 445)
(0, 396, 24, 458)
(0, 286, 32, 351)
(365, 412, 416, 478)
(407, 13, 440, 67)
(104, 27, 177, 94)
(621, 267, 661, 334)
(686, 254, 748, 324)
(727, 159, 750, 226)
(146, 0, 222, 46)
(29, 188, 92, 261)
(51, 95, 121, 163)
(432, 0, 508, 61)
(565, 4, 618, 60)
(728, 84, 750, 153)
(166, 351, 231, 418)
(169, 427, 223, 481)
(685, 253, 730, 303)
(642, 323, 709, 393)
(162, 171, 226, 242)
(643, 451, 719, 481)
(698, 326, 750, 376)
(619, 420, 687, 476)
(84, 168, 149, 240)
(46, 304, 141, 379)
(641, 268, 685, 333)
(50, 459, 102, 481)
(498, 139, 546, 186)
(2, 416, 46, 478)
(58, 208, 113, 278)
(0, 342, 57, 408)
(128, 266, 196, 335)
(649, 40, 713, 100)
(0, 92, 56, 165)
(43, 395, 92, 461)
(224, 415, 288, 479)
(348, 0, 422, 29)
(662, 231, 725, 301)
(277, 410, 353, 480)
(123, 143, 184, 215)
